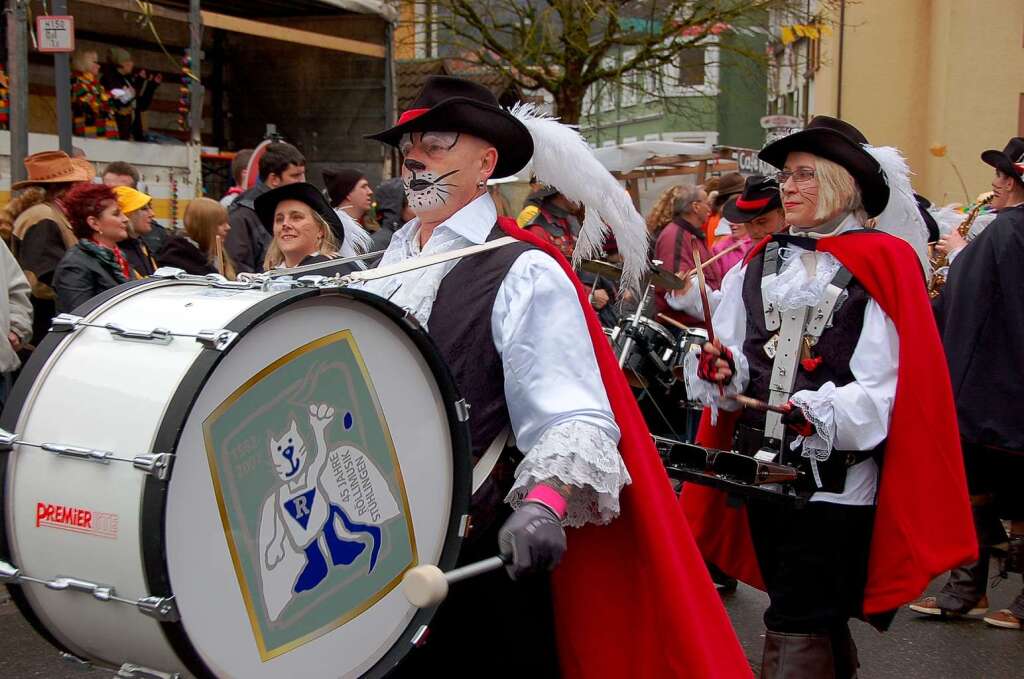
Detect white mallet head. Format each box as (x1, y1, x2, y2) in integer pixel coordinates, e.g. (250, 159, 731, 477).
(401, 564, 449, 608)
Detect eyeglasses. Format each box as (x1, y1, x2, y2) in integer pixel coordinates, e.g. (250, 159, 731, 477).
(775, 169, 817, 185)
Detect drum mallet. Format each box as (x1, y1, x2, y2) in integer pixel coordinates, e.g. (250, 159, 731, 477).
(402, 555, 508, 608)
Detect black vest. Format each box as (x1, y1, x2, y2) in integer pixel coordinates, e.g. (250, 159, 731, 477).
(427, 226, 536, 532)
(738, 239, 883, 493)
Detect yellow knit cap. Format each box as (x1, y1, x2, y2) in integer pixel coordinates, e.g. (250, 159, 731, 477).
(113, 185, 152, 214)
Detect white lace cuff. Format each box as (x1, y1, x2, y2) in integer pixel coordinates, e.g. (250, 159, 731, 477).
(506, 420, 631, 528)
(681, 346, 748, 424)
(789, 382, 838, 488)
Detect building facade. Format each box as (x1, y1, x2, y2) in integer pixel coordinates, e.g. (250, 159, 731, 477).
(769, 0, 1024, 205)
(580, 18, 768, 150)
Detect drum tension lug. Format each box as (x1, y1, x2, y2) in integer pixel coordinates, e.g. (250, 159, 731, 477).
(116, 662, 181, 679)
(50, 313, 83, 333)
(59, 652, 96, 670)
(0, 428, 16, 452)
(454, 399, 471, 423)
(133, 453, 174, 480)
(195, 328, 238, 351)
(411, 624, 430, 647)
(137, 595, 180, 623)
(0, 559, 21, 582)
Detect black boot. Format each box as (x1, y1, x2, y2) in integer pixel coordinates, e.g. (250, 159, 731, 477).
(760, 631, 835, 679)
(830, 624, 859, 679)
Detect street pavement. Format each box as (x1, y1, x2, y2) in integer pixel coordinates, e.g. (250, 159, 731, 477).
(0, 569, 1022, 677)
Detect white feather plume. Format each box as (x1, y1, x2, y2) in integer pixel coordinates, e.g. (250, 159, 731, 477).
(509, 102, 650, 292)
(863, 144, 930, 273)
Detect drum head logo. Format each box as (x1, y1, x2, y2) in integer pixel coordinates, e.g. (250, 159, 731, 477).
(204, 330, 416, 660)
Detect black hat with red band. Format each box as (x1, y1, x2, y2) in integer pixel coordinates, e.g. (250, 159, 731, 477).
(366, 76, 534, 179)
(722, 174, 783, 223)
(981, 137, 1024, 186)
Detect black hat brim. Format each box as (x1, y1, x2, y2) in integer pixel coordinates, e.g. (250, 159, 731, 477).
(366, 97, 534, 179)
(254, 182, 345, 244)
(981, 150, 1024, 185)
(722, 193, 782, 223)
(759, 128, 889, 217)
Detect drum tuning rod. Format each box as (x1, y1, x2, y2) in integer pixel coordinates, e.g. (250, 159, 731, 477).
(735, 394, 789, 415)
(401, 555, 508, 608)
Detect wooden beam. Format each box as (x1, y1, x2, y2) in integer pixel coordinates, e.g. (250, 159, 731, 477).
(74, 0, 386, 58)
(200, 10, 386, 58)
(612, 159, 739, 182)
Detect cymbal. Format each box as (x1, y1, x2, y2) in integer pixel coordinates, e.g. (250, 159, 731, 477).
(579, 259, 624, 280)
(578, 259, 685, 290)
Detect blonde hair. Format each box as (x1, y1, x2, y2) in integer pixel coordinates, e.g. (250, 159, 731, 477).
(813, 157, 868, 223)
(263, 208, 340, 269)
(184, 197, 236, 279)
(646, 185, 685, 233)
(72, 49, 98, 73)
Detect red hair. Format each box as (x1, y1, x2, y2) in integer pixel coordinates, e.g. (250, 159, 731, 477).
(63, 182, 118, 239)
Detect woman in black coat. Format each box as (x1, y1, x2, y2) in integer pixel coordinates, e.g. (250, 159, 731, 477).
(158, 197, 236, 277)
(52, 183, 133, 313)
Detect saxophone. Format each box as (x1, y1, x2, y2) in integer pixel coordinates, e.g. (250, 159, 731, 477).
(927, 192, 994, 298)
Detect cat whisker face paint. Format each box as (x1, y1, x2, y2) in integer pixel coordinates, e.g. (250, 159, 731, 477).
(399, 131, 494, 220)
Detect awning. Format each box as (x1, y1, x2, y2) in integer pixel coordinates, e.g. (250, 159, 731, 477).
(591, 141, 714, 173)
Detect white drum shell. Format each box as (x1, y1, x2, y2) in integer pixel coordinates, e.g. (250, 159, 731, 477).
(4, 281, 464, 678)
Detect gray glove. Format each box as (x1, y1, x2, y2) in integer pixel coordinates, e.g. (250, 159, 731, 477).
(497, 501, 567, 580)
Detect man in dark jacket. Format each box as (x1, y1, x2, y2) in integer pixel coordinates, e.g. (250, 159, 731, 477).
(913, 137, 1024, 630)
(225, 142, 306, 273)
(369, 177, 411, 265)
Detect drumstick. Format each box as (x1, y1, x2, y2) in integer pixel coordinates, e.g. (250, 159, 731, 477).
(691, 245, 715, 346)
(656, 313, 691, 332)
(402, 555, 508, 608)
(735, 394, 790, 415)
(678, 241, 744, 280)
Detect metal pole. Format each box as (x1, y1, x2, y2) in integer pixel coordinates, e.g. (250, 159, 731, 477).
(52, 0, 72, 153)
(6, 0, 28, 186)
(188, 0, 203, 145)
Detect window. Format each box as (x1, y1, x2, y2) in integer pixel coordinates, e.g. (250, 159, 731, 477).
(678, 47, 706, 87)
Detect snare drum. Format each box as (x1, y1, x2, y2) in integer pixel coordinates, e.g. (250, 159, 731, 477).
(612, 316, 676, 389)
(669, 327, 709, 380)
(0, 274, 471, 678)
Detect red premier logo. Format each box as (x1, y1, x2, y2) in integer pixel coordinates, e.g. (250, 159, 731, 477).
(35, 501, 118, 539)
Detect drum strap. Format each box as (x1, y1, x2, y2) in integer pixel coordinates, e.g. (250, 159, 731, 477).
(472, 427, 511, 494)
(343, 237, 519, 285)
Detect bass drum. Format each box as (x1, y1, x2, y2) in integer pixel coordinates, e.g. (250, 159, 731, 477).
(0, 276, 471, 678)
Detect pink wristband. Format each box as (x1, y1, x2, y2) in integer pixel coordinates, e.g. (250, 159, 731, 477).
(526, 485, 568, 519)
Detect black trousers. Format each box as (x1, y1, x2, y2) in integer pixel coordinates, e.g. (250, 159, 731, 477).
(387, 507, 560, 678)
(748, 500, 875, 634)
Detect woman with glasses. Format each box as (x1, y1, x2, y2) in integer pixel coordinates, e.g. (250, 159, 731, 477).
(680, 116, 975, 678)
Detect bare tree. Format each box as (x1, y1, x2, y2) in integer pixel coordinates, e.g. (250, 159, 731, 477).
(401, 1, 836, 125)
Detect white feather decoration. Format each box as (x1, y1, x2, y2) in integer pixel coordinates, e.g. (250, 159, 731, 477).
(508, 102, 650, 292)
(863, 144, 930, 273)
(335, 208, 375, 258)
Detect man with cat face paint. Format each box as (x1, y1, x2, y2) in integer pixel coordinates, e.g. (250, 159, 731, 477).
(363, 76, 749, 678)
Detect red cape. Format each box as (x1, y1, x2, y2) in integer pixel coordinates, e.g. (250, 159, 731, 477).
(681, 231, 977, 616)
(497, 218, 752, 678)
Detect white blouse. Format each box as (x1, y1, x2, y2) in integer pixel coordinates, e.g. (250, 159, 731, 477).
(688, 215, 899, 505)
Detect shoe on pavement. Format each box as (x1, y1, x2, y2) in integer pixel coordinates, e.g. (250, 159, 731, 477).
(983, 609, 1022, 630)
(908, 595, 988, 617)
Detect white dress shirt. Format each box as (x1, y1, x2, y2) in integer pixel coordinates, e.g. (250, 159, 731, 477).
(361, 194, 629, 526)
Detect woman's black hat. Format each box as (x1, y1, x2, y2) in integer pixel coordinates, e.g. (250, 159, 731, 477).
(722, 175, 783, 223)
(981, 137, 1024, 185)
(365, 75, 533, 179)
(758, 115, 889, 218)
(254, 181, 345, 244)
